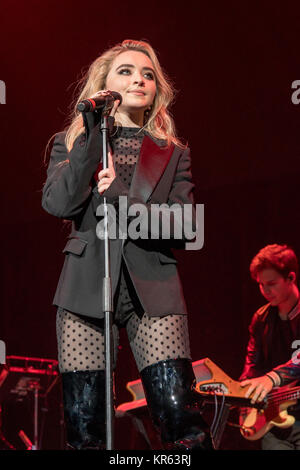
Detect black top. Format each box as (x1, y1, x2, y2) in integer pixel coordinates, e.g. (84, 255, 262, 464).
(110, 127, 145, 189)
(268, 311, 294, 370)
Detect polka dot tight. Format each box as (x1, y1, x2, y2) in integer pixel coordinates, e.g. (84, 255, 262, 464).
(127, 313, 191, 372)
(56, 309, 191, 374)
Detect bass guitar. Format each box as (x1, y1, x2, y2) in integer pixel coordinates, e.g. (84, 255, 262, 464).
(240, 385, 300, 440)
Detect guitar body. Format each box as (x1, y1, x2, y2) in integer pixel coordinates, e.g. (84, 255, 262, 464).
(241, 400, 297, 440)
(116, 357, 299, 444)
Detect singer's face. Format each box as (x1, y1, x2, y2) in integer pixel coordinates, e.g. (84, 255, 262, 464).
(105, 50, 157, 114)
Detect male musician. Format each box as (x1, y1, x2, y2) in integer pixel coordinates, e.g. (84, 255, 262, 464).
(239, 244, 300, 450)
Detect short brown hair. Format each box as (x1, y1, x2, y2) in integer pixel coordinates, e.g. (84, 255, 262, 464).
(250, 244, 298, 281)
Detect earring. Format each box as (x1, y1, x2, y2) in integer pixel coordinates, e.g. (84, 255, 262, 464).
(143, 106, 152, 126)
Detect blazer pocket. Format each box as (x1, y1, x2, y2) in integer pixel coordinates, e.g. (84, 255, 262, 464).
(157, 252, 178, 264)
(63, 238, 88, 256)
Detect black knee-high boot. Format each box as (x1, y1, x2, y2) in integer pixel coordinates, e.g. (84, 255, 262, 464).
(61, 370, 106, 450)
(140, 358, 213, 450)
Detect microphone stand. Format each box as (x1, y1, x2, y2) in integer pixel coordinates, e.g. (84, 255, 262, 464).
(100, 110, 114, 450)
(79, 94, 119, 450)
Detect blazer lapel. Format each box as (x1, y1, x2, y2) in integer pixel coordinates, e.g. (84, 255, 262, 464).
(129, 134, 174, 203)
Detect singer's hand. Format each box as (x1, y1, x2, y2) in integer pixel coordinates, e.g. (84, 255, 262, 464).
(110, 98, 121, 117)
(97, 150, 116, 195)
(91, 90, 121, 117)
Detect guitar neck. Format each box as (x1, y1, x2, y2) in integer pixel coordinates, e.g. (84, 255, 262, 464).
(268, 386, 300, 405)
(198, 391, 266, 409)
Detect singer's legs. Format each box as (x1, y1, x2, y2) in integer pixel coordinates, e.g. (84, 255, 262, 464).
(56, 310, 118, 449)
(55, 264, 138, 449)
(56, 308, 119, 373)
(126, 312, 192, 372)
(126, 313, 211, 449)
(56, 261, 207, 450)
(125, 308, 211, 449)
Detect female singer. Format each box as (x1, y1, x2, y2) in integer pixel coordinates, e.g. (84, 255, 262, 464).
(42, 39, 210, 450)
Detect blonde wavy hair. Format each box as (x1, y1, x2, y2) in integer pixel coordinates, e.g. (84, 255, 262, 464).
(64, 39, 183, 150)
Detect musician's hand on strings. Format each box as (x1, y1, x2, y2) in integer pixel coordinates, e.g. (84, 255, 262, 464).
(240, 375, 274, 404)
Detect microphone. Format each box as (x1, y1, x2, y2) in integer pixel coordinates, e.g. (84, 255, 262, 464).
(77, 91, 122, 112)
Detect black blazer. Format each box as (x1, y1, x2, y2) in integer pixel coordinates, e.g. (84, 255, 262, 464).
(42, 121, 196, 319)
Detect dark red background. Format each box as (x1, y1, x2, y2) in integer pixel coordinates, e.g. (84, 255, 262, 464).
(1, 0, 300, 450)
